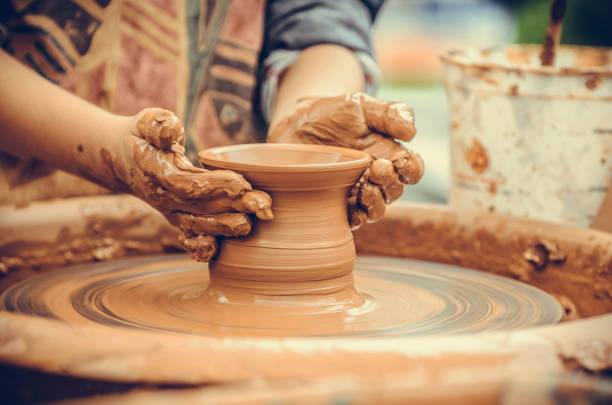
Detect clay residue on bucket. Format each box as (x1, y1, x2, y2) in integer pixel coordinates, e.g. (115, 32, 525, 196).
(509, 84, 520, 96)
(585, 75, 603, 90)
(442, 44, 612, 226)
(466, 138, 489, 174)
(574, 47, 610, 68)
(442, 45, 612, 76)
(506, 47, 532, 65)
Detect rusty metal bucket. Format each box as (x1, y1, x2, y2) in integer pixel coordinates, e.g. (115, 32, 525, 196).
(441, 45, 612, 227)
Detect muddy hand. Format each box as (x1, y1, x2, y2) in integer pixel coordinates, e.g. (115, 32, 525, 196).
(115, 109, 272, 261)
(268, 93, 424, 229)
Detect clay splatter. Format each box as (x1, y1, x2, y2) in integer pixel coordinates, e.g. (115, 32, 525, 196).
(466, 138, 489, 174)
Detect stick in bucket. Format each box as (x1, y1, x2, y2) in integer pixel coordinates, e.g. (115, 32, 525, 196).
(540, 0, 567, 66)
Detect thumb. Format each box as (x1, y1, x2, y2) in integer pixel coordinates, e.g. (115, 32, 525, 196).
(359, 93, 416, 142)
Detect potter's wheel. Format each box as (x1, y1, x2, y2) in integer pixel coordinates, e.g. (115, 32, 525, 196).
(0, 254, 562, 337)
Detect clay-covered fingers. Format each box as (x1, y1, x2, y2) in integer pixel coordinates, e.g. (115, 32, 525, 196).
(172, 190, 273, 220)
(167, 190, 273, 262)
(390, 149, 424, 185)
(350, 152, 423, 225)
(172, 212, 252, 237)
(133, 145, 252, 200)
(368, 159, 404, 203)
(359, 182, 386, 221)
(231, 190, 273, 220)
(347, 154, 421, 229)
(179, 234, 217, 262)
(163, 165, 252, 200)
(135, 108, 185, 151)
(360, 135, 424, 187)
(348, 204, 368, 230)
(358, 93, 416, 142)
(346, 169, 386, 230)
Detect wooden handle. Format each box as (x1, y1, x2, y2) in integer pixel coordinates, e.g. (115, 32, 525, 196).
(540, 0, 567, 66)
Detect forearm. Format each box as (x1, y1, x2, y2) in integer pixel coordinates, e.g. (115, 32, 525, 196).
(269, 44, 365, 130)
(0, 50, 129, 190)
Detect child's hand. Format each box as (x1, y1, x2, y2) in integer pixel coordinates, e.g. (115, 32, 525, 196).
(115, 109, 273, 261)
(268, 93, 423, 229)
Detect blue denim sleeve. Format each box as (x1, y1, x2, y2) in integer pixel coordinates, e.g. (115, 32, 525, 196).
(262, 0, 384, 59)
(257, 0, 384, 126)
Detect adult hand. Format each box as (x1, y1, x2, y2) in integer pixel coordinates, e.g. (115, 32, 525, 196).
(268, 93, 423, 229)
(114, 109, 273, 261)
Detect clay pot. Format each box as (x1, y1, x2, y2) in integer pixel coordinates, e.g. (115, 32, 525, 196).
(199, 144, 370, 305)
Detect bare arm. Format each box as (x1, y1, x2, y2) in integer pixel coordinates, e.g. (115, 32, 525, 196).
(0, 49, 272, 262)
(267, 45, 423, 229)
(0, 49, 128, 190)
(269, 44, 365, 129)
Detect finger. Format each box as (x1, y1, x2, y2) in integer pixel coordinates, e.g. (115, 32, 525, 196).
(198, 191, 273, 219)
(164, 168, 252, 199)
(136, 109, 185, 150)
(179, 234, 217, 262)
(359, 93, 416, 142)
(368, 159, 405, 203)
(173, 212, 251, 237)
(348, 204, 368, 230)
(234, 190, 274, 220)
(135, 180, 256, 218)
(348, 169, 368, 206)
(135, 146, 252, 199)
(391, 149, 424, 185)
(174, 152, 204, 173)
(357, 132, 403, 160)
(358, 182, 386, 222)
(163, 190, 272, 218)
(359, 136, 424, 185)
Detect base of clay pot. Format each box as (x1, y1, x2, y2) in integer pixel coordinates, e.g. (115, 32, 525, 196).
(0, 254, 562, 337)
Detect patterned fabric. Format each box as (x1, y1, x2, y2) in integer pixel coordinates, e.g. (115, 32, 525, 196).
(2, 0, 266, 158)
(0, 0, 381, 203)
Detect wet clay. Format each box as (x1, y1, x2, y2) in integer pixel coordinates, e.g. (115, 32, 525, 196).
(199, 144, 370, 302)
(354, 204, 612, 319)
(268, 93, 424, 227)
(560, 339, 612, 373)
(123, 111, 274, 262)
(523, 239, 567, 270)
(540, 0, 567, 66)
(0, 254, 562, 337)
(2, 196, 610, 321)
(0, 145, 562, 337)
(0, 196, 182, 292)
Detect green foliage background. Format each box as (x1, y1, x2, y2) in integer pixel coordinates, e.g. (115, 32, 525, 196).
(496, 0, 612, 46)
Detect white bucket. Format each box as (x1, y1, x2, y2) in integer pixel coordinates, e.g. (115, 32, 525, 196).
(441, 45, 612, 227)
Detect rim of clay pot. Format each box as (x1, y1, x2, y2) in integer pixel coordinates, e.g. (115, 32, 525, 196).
(440, 44, 612, 77)
(199, 143, 371, 173)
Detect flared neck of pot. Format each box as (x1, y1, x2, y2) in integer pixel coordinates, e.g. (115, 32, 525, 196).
(199, 143, 371, 191)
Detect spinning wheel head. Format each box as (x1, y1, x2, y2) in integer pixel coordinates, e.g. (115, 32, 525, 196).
(0, 254, 563, 337)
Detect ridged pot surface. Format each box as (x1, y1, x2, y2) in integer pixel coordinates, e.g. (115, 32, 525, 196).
(199, 144, 370, 297)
